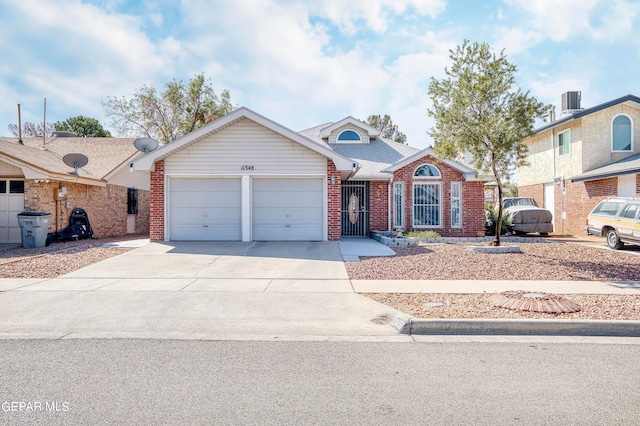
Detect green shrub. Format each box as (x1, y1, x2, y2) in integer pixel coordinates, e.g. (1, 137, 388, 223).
(484, 206, 512, 236)
(403, 230, 441, 239)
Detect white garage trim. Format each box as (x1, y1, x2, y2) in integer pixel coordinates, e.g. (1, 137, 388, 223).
(167, 176, 242, 241)
(165, 174, 328, 242)
(0, 179, 25, 244)
(251, 177, 325, 241)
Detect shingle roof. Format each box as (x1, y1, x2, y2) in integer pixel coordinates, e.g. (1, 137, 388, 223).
(299, 123, 420, 179)
(0, 136, 139, 183)
(571, 152, 640, 182)
(535, 94, 640, 134)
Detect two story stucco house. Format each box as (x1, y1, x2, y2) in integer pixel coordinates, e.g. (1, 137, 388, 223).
(518, 94, 640, 236)
(132, 107, 488, 242)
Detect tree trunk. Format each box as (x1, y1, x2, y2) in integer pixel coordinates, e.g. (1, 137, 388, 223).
(494, 184, 503, 246)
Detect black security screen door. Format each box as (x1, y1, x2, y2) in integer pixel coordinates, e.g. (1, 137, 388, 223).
(341, 180, 370, 236)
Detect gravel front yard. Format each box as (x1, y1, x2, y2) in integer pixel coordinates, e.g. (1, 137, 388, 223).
(346, 243, 640, 281)
(348, 242, 640, 321)
(0, 236, 142, 278)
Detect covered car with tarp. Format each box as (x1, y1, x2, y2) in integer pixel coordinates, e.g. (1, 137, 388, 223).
(503, 197, 553, 235)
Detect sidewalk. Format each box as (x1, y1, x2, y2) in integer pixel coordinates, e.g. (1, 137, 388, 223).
(1, 277, 639, 294)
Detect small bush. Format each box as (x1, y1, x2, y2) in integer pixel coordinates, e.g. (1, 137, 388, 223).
(403, 230, 441, 239)
(484, 206, 511, 236)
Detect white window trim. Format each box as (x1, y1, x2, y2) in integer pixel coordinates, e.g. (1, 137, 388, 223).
(558, 129, 570, 157)
(413, 164, 442, 179)
(393, 181, 404, 228)
(450, 181, 462, 228)
(336, 129, 362, 143)
(412, 182, 442, 228)
(611, 113, 634, 153)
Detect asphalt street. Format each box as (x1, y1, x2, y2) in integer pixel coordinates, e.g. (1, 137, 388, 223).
(1, 339, 640, 425)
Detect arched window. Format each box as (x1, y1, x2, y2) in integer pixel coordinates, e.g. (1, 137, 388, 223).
(414, 164, 441, 178)
(337, 130, 361, 142)
(612, 114, 633, 152)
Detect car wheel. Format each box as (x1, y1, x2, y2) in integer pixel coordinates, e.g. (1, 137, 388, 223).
(606, 229, 624, 250)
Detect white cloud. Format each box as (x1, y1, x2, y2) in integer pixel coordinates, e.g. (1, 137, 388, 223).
(0, 0, 184, 128)
(306, 0, 446, 34)
(492, 27, 544, 55)
(504, 0, 640, 43)
(176, 0, 452, 147)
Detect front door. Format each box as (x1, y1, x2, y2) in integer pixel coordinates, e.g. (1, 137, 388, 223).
(341, 180, 369, 236)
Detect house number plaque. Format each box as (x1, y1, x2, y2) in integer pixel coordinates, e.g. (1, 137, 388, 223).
(240, 165, 254, 170)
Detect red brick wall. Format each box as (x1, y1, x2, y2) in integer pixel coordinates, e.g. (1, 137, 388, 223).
(150, 160, 165, 242)
(563, 178, 617, 236)
(369, 181, 389, 232)
(327, 160, 341, 241)
(520, 178, 619, 236)
(23, 180, 149, 238)
(517, 184, 544, 206)
(392, 156, 485, 237)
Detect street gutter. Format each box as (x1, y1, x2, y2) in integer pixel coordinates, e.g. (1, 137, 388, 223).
(390, 317, 640, 337)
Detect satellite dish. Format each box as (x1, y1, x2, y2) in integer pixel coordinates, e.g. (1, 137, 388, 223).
(63, 153, 89, 175)
(133, 137, 159, 154)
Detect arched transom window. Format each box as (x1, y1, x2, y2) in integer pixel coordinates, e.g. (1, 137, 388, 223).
(612, 114, 633, 152)
(414, 164, 441, 178)
(337, 130, 361, 142)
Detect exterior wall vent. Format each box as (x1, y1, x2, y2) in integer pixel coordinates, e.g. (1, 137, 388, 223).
(561, 91, 582, 114)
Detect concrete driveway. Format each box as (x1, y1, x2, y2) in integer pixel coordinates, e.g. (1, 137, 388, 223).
(0, 240, 407, 340)
(62, 241, 349, 280)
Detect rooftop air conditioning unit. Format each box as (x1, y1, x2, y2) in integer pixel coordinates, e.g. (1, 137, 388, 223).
(561, 91, 581, 114)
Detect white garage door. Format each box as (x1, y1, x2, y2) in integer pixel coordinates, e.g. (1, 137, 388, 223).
(0, 180, 25, 244)
(252, 178, 324, 241)
(169, 178, 241, 241)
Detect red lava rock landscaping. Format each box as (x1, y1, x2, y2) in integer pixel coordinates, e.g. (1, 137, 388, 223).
(488, 291, 581, 314)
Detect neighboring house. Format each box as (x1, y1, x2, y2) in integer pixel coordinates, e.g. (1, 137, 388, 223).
(0, 135, 150, 243)
(518, 93, 640, 236)
(132, 107, 487, 242)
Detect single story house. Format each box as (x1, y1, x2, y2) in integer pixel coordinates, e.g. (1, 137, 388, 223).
(0, 135, 150, 243)
(132, 107, 488, 242)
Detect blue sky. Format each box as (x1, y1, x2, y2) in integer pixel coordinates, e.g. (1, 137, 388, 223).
(1, 0, 639, 149)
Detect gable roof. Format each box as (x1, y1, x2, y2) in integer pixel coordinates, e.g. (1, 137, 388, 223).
(319, 116, 379, 139)
(0, 136, 140, 186)
(131, 107, 356, 172)
(535, 94, 640, 134)
(382, 147, 488, 181)
(571, 152, 640, 182)
(301, 122, 418, 179)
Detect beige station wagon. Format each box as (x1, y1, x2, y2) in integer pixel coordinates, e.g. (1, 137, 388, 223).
(585, 197, 640, 249)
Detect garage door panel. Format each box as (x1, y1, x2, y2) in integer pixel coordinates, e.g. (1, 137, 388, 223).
(169, 178, 241, 241)
(252, 178, 324, 241)
(0, 182, 24, 243)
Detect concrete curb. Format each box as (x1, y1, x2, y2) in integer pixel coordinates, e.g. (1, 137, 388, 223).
(390, 317, 640, 337)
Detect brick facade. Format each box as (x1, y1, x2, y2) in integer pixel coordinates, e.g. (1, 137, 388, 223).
(327, 160, 341, 241)
(520, 177, 624, 236)
(23, 180, 149, 238)
(369, 181, 389, 232)
(150, 160, 165, 242)
(391, 156, 485, 237)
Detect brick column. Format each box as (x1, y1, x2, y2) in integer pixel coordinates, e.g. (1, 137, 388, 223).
(149, 160, 165, 241)
(327, 160, 341, 241)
